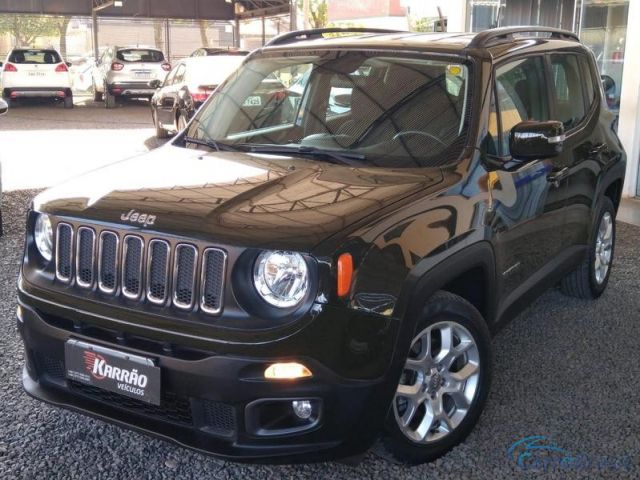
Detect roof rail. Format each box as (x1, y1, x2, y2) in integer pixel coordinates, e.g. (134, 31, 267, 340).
(265, 28, 406, 47)
(468, 26, 580, 49)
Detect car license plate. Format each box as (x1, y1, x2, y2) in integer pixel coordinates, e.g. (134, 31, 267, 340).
(243, 95, 262, 107)
(28, 72, 46, 77)
(135, 72, 151, 79)
(65, 339, 161, 405)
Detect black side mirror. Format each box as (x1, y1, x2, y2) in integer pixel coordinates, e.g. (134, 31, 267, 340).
(66, 61, 72, 67)
(0, 99, 9, 116)
(601, 74, 615, 93)
(509, 121, 565, 161)
(148, 79, 162, 89)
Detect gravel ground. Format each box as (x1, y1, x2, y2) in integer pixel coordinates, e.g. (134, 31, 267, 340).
(0, 190, 638, 479)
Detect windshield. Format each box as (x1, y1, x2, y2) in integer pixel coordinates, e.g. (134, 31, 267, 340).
(184, 50, 471, 168)
(116, 49, 164, 63)
(9, 49, 61, 64)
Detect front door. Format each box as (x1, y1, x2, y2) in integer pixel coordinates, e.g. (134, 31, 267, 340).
(488, 55, 569, 304)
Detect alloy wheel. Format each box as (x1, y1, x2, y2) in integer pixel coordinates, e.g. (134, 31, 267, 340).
(594, 211, 613, 284)
(394, 321, 480, 444)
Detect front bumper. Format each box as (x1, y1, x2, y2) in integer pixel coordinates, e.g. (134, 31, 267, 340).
(17, 285, 401, 463)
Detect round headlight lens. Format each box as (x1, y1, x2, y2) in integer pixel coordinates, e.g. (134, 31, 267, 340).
(34, 214, 53, 261)
(253, 251, 309, 308)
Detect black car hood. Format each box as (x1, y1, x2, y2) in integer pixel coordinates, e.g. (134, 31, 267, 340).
(34, 145, 443, 251)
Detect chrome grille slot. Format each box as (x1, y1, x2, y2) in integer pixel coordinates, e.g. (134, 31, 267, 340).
(200, 248, 227, 315)
(122, 235, 144, 299)
(55, 223, 74, 282)
(76, 227, 96, 288)
(173, 244, 197, 309)
(147, 240, 170, 304)
(98, 231, 119, 293)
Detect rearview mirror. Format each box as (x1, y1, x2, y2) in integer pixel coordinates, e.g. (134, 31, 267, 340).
(509, 121, 565, 161)
(0, 99, 8, 116)
(148, 79, 162, 89)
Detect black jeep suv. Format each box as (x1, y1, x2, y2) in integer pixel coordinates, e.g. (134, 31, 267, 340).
(18, 27, 625, 465)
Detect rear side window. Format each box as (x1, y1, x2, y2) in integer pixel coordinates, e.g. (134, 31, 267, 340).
(494, 57, 549, 155)
(550, 54, 586, 130)
(116, 49, 164, 63)
(9, 49, 61, 64)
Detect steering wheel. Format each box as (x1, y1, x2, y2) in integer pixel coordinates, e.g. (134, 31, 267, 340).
(392, 130, 447, 147)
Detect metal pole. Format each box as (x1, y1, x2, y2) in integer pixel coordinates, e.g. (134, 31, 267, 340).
(92, 9, 99, 60)
(261, 15, 266, 46)
(164, 19, 170, 62)
(235, 18, 240, 47)
(290, 0, 297, 30)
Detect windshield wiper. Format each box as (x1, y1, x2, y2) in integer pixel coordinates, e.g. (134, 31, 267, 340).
(183, 136, 237, 152)
(238, 144, 366, 166)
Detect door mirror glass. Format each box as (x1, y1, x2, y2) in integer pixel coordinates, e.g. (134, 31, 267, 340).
(509, 121, 565, 161)
(0, 99, 8, 116)
(148, 79, 162, 89)
(601, 74, 615, 93)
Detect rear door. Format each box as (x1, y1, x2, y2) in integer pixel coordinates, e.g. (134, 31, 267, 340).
(545, 52, 602, 250)
(488, 56, 568, 302)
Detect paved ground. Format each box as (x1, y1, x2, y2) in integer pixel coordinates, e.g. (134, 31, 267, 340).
(0, 188, 638, 479)
(0, 96, 168, 191)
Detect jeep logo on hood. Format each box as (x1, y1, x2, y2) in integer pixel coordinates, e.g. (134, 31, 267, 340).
(121, 209, 156, 227)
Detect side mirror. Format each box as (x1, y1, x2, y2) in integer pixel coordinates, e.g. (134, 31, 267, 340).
(333, 93, 351, 108)
(601, 74, 615, 93)
(148, 79, 162, 89)
(509, 121, 565, 161)
(0, 99, 9, 116)
(66, 61, 72, 67)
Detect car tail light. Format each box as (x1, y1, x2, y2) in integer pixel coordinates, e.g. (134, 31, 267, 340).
(161, 63, 171, 71)
(192, 86, 214, 103)
(111, 62, 124, 71)
(3, 63, 17, 72)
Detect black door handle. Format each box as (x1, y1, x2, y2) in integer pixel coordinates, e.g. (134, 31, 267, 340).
(547, 167, 569, 187)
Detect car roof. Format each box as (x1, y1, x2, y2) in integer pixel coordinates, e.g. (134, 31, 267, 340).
(261, 29, 585, 60)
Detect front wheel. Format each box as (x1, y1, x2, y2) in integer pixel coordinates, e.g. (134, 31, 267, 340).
(381, 291, 492, 465)
(104, 87, 116, 109)
(63, 94, 73, 109)
(560, 197, 616, 298)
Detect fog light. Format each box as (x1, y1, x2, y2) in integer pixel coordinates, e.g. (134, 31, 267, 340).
(292, 400, 312, 419)
(264, 362, 312, 380)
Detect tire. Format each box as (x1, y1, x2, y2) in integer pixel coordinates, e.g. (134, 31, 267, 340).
(177, 112, 188, 132)
(105, 88, 116, 109)
(93, 83, 103, 102)
(153, 109, 169, 139)
(560, 197, 616, 299)
(64, 94, 73, 109)
(380, 291, 492, 465)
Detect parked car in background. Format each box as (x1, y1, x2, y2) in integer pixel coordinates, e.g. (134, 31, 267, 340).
(92, 46, 170, 108)
(190, 47, 249, 57)
(68, 54, 96, 94)
(0, 48, 73, 108)
(0, 97, 6, 235)
(150, 55, 245, 138)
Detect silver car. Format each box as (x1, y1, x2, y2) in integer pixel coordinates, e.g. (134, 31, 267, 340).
(92, 46, 171, 108)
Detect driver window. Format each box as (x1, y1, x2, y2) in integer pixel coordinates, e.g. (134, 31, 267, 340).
(173, 64, 186, 85)
(495, 57, 549, 155)
(164, 65, 179, 86)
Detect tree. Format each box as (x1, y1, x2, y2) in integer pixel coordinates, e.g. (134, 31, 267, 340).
(57, 17, 71, 58)
(298, 0, 328, 29)
(199, 20, 209, 47)
(0, 15, 61, 46)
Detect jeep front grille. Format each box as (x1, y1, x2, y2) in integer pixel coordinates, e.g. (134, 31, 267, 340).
(55, 223, 227, 315)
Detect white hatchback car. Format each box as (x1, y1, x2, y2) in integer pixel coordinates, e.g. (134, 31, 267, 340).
(1, 48, 73, 108)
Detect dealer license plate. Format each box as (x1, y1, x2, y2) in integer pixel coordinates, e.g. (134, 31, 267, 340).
(65, 339, 161, 405)
(243, 95, 262, 107)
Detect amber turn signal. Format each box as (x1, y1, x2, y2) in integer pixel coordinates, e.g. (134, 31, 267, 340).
(337, 253, 353, 297)
(264, 362, 313, 380)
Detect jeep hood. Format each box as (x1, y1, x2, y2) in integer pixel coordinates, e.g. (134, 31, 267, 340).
(34, 145, 443, 251)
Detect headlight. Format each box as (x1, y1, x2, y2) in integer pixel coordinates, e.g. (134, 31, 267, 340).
(34, 213, 53, 261)
(253, 251, 309, 308)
